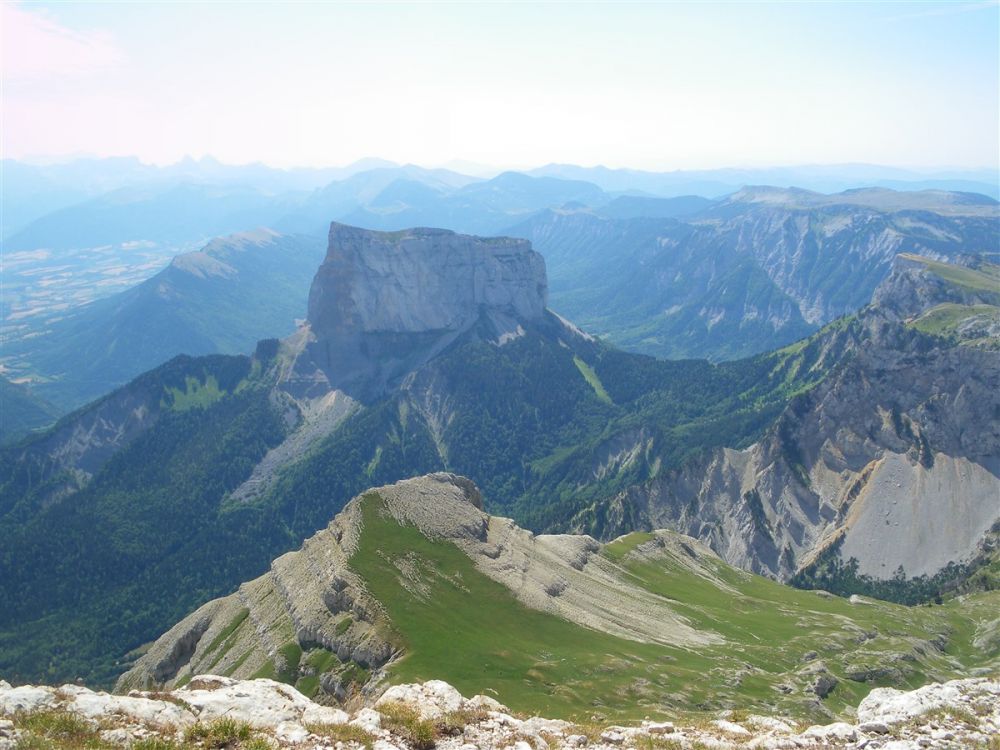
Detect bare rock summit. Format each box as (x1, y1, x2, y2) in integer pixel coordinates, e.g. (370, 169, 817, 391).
(286, 223, 548, 400)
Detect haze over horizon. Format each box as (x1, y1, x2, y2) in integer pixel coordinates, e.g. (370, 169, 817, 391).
(3, 1, 998, 172)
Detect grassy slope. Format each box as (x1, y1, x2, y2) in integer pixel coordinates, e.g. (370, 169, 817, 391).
(901, 256, 1000, 346)
(351, 494, 1000, 723)
(902, 254, 1000, 296)
(909, 303, 1000, 346)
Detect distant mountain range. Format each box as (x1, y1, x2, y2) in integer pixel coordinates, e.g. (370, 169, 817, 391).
(0, 224, 995, 689)
(6, 156, 996, 240)
(2, 230, 325, 410)
(528, 162, 1000, 200)
(512, 186, 999, 360)
(5, 175, 996, 419)
(6, 156, 997, 247)
(0, 156, 395, 239)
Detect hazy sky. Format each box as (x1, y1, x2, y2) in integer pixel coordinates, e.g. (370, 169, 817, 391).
(3, 1, 998, 171)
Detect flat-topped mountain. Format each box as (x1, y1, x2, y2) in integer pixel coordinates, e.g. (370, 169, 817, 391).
(309, 224, 547, 336)
(722, 185, 999, 214)
(286, 224, 547, 400)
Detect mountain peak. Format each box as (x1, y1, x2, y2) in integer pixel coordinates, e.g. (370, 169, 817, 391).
(287, 223, 548, 400)
(309, 223, 547, 337)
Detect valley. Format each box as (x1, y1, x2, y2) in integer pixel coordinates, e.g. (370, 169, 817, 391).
(4, 161, 997, 424)
(0, 222, 996, 696)
(3, 5, 998, 747)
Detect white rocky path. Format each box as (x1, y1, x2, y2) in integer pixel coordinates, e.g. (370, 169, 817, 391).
(0, 675, 997, 750)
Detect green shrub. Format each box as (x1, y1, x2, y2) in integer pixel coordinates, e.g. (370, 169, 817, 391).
(378, 701, 436, 749)
(13, 710, 109, 749)
(433, 707, 489, 737)
(183, 717, 255, 748)
(304, 722, 375, 749)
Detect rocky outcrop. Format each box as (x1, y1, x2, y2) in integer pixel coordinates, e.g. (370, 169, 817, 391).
(872, 253, 1000, 319)
(285, 224, 548, 401)
(3, 675, 998, 749)
(698, 187, 1000, 326)
(576, 262, 1000, 584)
(117, 474, 716, 695)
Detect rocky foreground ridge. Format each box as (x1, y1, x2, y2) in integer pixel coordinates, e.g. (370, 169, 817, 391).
(2, 674, 998, 750)
(115, 474, 999, 721)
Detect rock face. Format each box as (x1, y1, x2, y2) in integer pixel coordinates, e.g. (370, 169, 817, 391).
(115, 471, 997, 723)
(2, 675, 998, 750)
(576, 256, 1000, 584)
(872, 252, 1000, 319)
(117, 474, 715, 695)
(699, 187, 999, 327)
(287, 224, 548, 400)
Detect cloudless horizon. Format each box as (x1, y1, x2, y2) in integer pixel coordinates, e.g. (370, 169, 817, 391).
(3, 1, 999, 172)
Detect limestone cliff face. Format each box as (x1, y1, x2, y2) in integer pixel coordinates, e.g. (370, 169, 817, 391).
(117, 474, 717, 697)
(576, 259, 1000, 583)
(589, 324, 1000, 581)
(285, 224, 548, 400)
(872, 252, 1000, 320)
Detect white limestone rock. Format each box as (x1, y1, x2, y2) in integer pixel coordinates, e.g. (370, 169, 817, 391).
(58, 684, 194, 728)
(713, 719, 751, 736)
(376, 680, 466, 720)
(0, 685, 58, 715)
(744, 715, 795, 734)
(855, 678, 999, 724)
(521, 716, 571, 735)
(799, 721, 856, 742)
(468, 694, 507, 713)
(350, 707, 383, 733)
(275, 721, 310, 744)
(642, 720, 675, 734)
(176, 675, 314, 728)
(302, 704, 350, 726)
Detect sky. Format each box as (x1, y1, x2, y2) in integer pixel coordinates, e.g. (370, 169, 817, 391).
(2, 1, 998, 172)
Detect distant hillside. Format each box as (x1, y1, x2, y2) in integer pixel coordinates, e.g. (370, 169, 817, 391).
(0, 225, 826, 685)
(278, 170, 608, 237)
(570, 254, 1000, 604)
(3, 230, 325, 409)
(512, 187, 999, 360)
(596, 194, 714, 219)
(0, 228, 995, 689)
(0, 377, 60, 445)
(529, 163, 1000, 200)
(2, 183, 306, 253)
